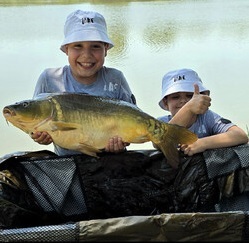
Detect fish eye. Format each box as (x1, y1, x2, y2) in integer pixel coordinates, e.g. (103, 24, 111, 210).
(22, 102, 29, 108)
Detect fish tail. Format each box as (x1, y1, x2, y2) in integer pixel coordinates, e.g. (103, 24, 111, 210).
(154, 122, 198, 169)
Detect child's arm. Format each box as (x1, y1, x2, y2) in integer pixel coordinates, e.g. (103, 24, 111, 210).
(180, 126, 249, 156)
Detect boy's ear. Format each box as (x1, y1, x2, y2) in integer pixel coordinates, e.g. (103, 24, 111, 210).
(163, 97, 169, 110)
(65, 45, 69, 55)
(104, 43, 109, 56)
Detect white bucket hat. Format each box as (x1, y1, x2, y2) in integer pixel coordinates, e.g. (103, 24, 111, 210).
(60, 10, 114, 53)
(159, 68, 210, 110)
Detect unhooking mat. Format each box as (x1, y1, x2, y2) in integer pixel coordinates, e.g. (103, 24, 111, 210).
(0, 144, 249, 241)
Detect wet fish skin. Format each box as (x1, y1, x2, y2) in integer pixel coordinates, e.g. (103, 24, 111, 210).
(2, 93, 198, 168)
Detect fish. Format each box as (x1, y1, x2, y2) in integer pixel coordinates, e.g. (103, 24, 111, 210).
(2, 93, 198, 168)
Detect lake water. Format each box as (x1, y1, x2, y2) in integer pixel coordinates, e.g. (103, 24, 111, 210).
(1, 0, 249, 156)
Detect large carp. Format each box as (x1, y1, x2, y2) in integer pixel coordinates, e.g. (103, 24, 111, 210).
(2, 93, 197, 168)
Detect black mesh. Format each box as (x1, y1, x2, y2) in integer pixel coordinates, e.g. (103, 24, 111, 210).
(204, 144, 249, 179)
(21, 156, 88, 218)
(203, 144, 249, 213)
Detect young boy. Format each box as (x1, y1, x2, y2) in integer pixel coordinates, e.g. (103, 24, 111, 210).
(157, 68, 248, 155)
(31, 10, 136, 156)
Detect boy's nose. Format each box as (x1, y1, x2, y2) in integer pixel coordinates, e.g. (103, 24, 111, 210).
(80, 48, 92, 57)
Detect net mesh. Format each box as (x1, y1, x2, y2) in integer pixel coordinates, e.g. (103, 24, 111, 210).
(21, 157, 87, 217)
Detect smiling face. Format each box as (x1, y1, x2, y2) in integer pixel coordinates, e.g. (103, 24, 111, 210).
(65, 41, 108, 85)
(163, 92, 194, 116)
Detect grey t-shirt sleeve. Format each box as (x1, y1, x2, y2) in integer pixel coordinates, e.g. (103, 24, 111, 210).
(190, 110, 235, 137)
(33, 70, 47, 98)
(118, 71, 136, 105)
(33, 67, 65, 98)
(206, 110, 235, 134)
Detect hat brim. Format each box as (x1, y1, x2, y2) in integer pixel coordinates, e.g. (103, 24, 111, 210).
(60, 29, 114, 52)
(159, 82, 210, 110)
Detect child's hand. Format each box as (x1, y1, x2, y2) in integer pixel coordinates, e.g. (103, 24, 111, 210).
(105, 136, 129, 153)
(188, 84, 211, 115)
(180, 139, 206, 156)
(30, 131, 53, 145)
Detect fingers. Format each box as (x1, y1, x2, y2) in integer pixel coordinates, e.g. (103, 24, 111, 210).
(31, 132, 53, 145)
(190, 83, 211, 114)
(194, 83, 200, 95)
(180, 140, 204, 156)
(180, 144, 193, 156)
(105, 137, 126, 153)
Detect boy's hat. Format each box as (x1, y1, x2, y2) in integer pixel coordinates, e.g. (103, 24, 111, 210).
(60, 10, 114, 52)
(159, 68, 210, 110)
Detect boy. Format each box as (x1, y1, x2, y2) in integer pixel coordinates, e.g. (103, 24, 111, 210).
(157, 68, 248, 155)
(31, 10, 136, 155)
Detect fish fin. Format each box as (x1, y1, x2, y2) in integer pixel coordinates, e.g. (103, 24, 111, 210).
(156, 123, 198, 169)
(172, 125, 198, 145)
(157, 143, 180, 169)
(52, 122, 79, 131)
(78, 143, 102, 158)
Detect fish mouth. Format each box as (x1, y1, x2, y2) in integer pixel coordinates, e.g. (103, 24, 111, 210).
(2, 107, 16, 118)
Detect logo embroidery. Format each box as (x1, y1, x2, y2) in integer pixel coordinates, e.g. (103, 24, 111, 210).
(197, 124, 207, 134)
(82, 17, 94, 24)
(104, 83, 118, 92)
(173, 75, 185, 82)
